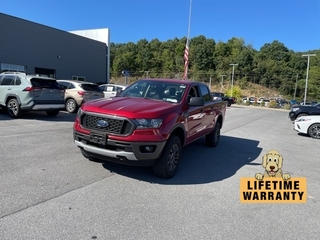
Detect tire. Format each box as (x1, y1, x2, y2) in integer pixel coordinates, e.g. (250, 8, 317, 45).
(7, 98, 22, 118)
(153, 135, 181, 179)
(46, 110, 60, 116)
(296, 113, 308, 119)
(66, 99, 78, 113)
(205, 121, 221, 147)
(308, 123, 320, 139)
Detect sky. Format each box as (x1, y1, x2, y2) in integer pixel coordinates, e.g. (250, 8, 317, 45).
(1, 0, 319, 52)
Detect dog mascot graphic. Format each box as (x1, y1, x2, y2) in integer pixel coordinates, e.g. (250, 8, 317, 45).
(255, 150, 291, 180)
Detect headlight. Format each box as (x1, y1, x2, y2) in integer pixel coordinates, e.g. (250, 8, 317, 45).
(296, 118, 311, 122)
(291, 107, 299, 112)
(132, 118, 163, 129)
(77, 107, 84, 117)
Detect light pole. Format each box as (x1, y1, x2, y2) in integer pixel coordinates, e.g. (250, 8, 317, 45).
(302, 54, 316, 105)
(293, 73, 298, 100)
(230, 64, 238, 97)
(220, 75, 226, 92)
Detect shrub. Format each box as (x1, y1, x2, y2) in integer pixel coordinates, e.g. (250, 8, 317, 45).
(283, 104, 291, 110)
(225, 86, 242, 100)
(268, 100, 277, 108)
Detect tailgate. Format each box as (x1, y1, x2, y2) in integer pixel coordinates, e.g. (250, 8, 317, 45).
(30, 78, 65, 101)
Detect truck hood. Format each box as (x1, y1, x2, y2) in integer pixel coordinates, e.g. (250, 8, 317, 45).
(292, 104, 319, 110)
(82, 97, 181, 118)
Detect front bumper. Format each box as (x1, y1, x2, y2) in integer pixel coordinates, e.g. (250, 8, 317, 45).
(74, 131, 166, 166)
(288, 112, 296, 121)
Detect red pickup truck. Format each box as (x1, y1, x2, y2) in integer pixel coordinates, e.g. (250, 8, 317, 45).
(73, 79, 226, 178)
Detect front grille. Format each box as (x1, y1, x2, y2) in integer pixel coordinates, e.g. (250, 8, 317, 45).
(81, 114, 134, 135)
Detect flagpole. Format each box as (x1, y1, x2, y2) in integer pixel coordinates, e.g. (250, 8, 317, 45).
(183, 0, 192, 80)
(187, 0, 192, 40)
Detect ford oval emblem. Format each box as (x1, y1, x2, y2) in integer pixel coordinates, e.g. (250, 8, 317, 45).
(96, 119, 109, 127)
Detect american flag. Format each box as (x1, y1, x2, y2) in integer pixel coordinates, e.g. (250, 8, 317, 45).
(183, 38, 189, 80)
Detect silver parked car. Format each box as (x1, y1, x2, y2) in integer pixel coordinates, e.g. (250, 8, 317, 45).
(0, 72, 65, 118)
(99, 83, 126, 98)
(57, 80, 104, 113)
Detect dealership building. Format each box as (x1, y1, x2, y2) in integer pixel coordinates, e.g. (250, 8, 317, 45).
(0, 12, 110, 83)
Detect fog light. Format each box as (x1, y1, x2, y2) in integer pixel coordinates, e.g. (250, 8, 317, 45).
(139, 145, 156, 153)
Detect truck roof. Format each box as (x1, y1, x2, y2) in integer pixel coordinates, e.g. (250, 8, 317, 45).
(140, 78, 207, 86)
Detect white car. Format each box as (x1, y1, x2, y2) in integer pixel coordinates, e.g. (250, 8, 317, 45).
(99, 84, 126, 98)
(294, 115, 320, 139)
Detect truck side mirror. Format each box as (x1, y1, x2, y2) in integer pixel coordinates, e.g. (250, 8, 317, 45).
(189, 97, 204, 106)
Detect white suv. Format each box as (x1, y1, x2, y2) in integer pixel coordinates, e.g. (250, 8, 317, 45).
(0, 72, 65, 118)
(99, 83, 126, 98)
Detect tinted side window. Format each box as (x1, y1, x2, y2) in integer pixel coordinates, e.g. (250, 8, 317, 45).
(199, 85, 211, 102)
(69, 83, 76, 89)
(31, 78, 61, 89)
(58, 81, 74, 89)
(57, 81, 69, 89)
(15, 77, 22, 85)
(99, 85, 106, 91)
(1, 76, 15, 85)
(81, 84, 101, 92)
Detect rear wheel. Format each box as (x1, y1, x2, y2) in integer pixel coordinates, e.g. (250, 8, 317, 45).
(153, 135, 181, 179)
(308, 123, 320, 139)
(66, 99, 78, 113)
(46, 110, 59, 116)
(205, 122, 221, 147)
(7, 98, 21, 118)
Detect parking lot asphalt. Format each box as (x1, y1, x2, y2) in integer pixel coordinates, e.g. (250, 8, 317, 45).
(0, 106, 319, 240)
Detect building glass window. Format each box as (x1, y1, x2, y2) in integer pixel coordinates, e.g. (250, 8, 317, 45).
(0, 63, 26, 73)
(72, 76, 86, 81)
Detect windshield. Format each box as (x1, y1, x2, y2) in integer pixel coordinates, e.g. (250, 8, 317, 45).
(118, 80, 187, 103)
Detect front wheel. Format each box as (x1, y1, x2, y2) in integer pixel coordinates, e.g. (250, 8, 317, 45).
(153, 135, 181, 179)
(205, 121, 221, 147)
(308, 123, 320, 139)
(7, 98, 21, 118)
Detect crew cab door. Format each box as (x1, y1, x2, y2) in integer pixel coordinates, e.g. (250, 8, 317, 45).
(198, 84, 216, 131)
(184, 85, 208, 144)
